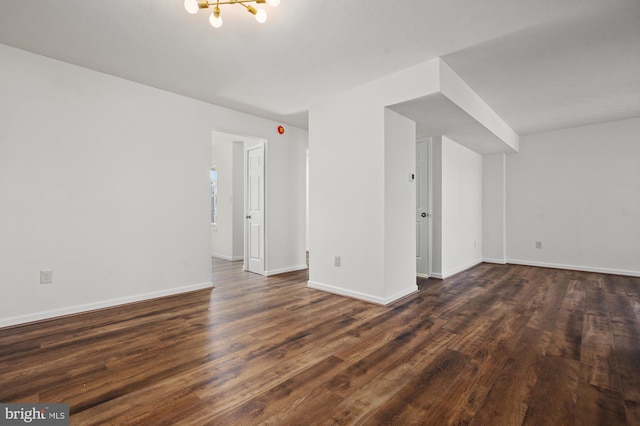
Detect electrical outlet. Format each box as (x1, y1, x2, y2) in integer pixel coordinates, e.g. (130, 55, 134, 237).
(334, 256, 341, 267)
(536, 241, 542, 249)
(40, 270, 53, 284)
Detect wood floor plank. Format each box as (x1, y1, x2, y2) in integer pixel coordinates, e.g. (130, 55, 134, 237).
(364, 349, 470, 425)
(204, 355, 346, 425)
(585, 287, 610, 317)
(444, 309, 535, 424)
(575, 383, 628, 425)
(522, 355, 580, 426)
(625, 400, 640, 425)
(470, 326, 551, 426)
(581, 314, 618, 391)
(190, 334, 358, 418)
(546, 306, 584, 360)
(0, 259, 639, 425)
(320, 363, 418, 425)
(527, 271, 571, 331)
(605, 286, 640, 404)
(318, 328, 455, 424)
(325, 314, 444, 398)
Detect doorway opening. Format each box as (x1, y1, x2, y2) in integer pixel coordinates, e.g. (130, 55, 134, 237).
(210, 130, 266, 275)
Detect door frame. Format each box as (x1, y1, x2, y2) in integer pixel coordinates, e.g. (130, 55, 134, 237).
(244, 140, 266, 276)
(416, 136, 433, 278)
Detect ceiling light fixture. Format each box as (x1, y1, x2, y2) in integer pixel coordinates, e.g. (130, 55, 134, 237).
(184, 0, 279, 28)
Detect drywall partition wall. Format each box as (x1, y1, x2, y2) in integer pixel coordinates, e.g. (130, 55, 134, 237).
(430, 137, 444, 278)
(264, 124, 308, 276)
(384, 109, 418, 301)
(483, 153, 507, 263)
(0, 44, 308, 327)
(441, 136, 483, 277)
(308, 90, 387, 302)
(507, 118, 640, 276)
(232, 141, 244, 260)
(308, 56, 519, 302)
(211, 139, 233, 259)
(308, 59, 443, 304)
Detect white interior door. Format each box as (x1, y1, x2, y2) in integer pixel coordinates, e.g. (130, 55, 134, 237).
(246, 144, 264, 275)
(416, 139, 430, 277)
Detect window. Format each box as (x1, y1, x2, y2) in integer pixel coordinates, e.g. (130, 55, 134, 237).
(210, 167, 218, 225)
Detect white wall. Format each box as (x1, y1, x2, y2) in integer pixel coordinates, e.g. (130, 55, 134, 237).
(211, 140, 233, 259)
(441, 136, 483, 277)
(483, 153, 506, 263)
(507, 118, 640, 276)
(232, 141, 244, 260)
(308, 89, 387, 301)
(0, 43, 307, 326)
(308, 60, 441, 304)
(430, 137, 444, 277)
(210, 134, 246, 261)
(384, 109, 418, 300)
(264, 126, 308, 275)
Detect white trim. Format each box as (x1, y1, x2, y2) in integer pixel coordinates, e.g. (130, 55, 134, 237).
(441, 260, 483, 279)
(211, 253, 243, 261)
(385, 286, 419, 305)
(307, 280, 418, 306)
(264, 265, 308, 276)
(430, 272, 444, 279)
(506, 259, 640, 277)
(416, 273, 430, 279)
(0, 281, 214, 329)
(483, 258, 507, 265)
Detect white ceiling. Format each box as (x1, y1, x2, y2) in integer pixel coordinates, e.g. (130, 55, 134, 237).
(1, 0, 639, 135)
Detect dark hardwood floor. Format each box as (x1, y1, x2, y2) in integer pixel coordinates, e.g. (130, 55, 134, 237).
(1, 259, 639, 425)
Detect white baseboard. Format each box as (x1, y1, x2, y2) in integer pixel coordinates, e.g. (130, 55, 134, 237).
(506, 259, 640, 277)
(211, 253, 243, 261)
(385, 286, 419, 305)
(483, 258, 507, 264)
(441, 260, 483, 279)
(416, 273, 430, 279)
(0, 281, 214, 329)
(265, 265, 308, 276)
(428, 260, 483, 280)
(307, 280, 417, 306)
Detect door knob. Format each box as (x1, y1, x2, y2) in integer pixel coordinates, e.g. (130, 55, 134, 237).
(421, 212, 427, 218)
(246, 215, 251, 219)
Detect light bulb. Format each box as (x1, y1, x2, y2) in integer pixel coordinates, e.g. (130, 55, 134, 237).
(209, 13, 223, 28)
(184, 0, 199, 14)
(266, 0, 280, 7)
(255, 8, 267, 23)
